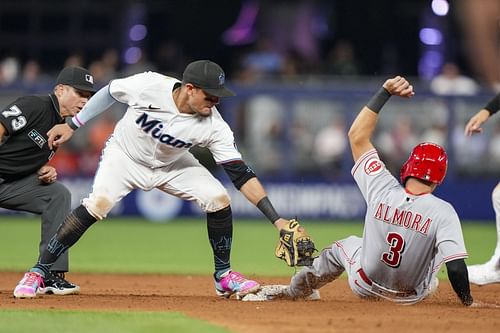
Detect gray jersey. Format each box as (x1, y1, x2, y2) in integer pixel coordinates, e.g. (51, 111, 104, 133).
(352, 149, 468, 291)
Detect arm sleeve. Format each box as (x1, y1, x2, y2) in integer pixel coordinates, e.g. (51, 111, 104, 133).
(445, 259, 473, 306)
(70, 84, 117, 128)
(484, 92, 500, 115)
(222, 161, 257, 189)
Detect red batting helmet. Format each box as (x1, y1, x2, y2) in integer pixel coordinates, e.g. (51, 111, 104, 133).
(400, 142, 448, 185)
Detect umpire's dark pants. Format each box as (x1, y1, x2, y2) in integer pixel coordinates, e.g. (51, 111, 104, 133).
(0, 174, 71, 272)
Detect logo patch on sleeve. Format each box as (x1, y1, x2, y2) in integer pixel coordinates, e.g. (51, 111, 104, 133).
(28, 129, 46, 148)
(364, 157, 384, 176)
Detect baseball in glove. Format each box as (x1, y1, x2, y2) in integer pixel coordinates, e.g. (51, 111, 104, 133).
(275, 219, 317, 266)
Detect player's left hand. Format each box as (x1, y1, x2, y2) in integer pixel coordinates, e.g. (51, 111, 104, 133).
(383, 76, 415, 98)
(275, 219, 317, 267)
(47, 123, 75, 149)
(464, 109, 490, 136)
(38, 165, 57, 184)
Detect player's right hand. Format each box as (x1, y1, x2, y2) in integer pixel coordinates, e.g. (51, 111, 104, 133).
(383, 76, 415, 98)
(464, 109, 490, 136)
(47, 123, 75, 149)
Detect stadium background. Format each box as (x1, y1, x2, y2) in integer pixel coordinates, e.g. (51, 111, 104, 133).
(1, 0, 498, 221)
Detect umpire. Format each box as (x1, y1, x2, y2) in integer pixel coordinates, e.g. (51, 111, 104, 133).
(0, 66, 96, 295)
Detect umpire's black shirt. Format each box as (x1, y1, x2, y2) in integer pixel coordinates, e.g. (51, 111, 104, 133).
(0, 94, 63, 180)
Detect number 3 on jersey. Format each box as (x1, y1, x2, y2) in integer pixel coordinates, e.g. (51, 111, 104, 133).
(2, 105, 27, 131)
(381, 232, 405, 267)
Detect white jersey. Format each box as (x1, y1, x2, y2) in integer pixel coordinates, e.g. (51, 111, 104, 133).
(108, 71, 242, 168)
(351, 149, 468, 292)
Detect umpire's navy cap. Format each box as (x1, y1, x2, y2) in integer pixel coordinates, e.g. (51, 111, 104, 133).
(56, 66, 97, 93)
(182, 60, 235, 97)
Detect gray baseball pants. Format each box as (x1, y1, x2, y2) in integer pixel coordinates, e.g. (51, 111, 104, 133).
(0, 174, 71, 272)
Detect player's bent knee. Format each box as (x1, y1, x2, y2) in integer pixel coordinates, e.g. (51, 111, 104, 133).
(204, 193, 231, 213)
(50, 182, 70, 197)
(82, 195, 114, 220)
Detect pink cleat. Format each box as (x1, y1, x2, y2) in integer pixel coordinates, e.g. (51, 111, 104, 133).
(13, 272, 44, 298)
(215, 270, 260, 299)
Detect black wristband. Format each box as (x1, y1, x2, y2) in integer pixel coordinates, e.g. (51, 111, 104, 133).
(256, 197, 280, 224)
(484, 93, 500, 115)
(65, 117, 79, 130)
(366, 87, 391, 113)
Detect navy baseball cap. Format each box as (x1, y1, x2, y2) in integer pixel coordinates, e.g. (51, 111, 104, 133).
(182, 60, 235, 97)
(56, 66, 97, 93)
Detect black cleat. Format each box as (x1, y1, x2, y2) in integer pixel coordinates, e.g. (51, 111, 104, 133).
(38, 272, 80, 295)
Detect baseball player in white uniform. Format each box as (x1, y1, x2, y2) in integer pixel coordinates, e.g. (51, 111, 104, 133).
(248, 76, 474, 305)
(464, 92, 500, 285)
(13, 60, 294, 299)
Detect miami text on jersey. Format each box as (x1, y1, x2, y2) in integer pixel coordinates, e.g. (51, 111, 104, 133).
(373, 202, 431, 235)
(136, 113, 193, 149)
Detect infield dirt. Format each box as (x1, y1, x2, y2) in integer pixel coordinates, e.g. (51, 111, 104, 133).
(1, 272, 499, 333)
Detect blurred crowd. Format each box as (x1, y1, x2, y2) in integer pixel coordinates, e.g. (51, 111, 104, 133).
(0, 39, 498, 180)
(240, 92, 500, 181)
(0, 38, 367, 91)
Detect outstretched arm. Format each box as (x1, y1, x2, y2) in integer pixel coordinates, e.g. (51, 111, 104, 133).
(222, 161, 289, 229)
(464, 92, 499, 136)
(239, 177, 289, 230)
(223, 161, 316, 266)
(348, 76, 414, 163)
(239, 177, 316, 267)
(47, 84, 117, 149)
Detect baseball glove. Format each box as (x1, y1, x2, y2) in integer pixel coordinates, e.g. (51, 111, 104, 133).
(275, 219, 317, 266)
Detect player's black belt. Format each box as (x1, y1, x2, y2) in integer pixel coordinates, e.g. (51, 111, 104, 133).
(357, 268, 417, 298)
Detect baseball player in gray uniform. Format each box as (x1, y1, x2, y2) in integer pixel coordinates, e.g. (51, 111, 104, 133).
(13, 60, 294, 299)
(249, 76, 474, 305)
(464, 92, 500, 285)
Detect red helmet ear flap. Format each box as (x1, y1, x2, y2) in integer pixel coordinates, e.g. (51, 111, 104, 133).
(400, 143, 448, 185)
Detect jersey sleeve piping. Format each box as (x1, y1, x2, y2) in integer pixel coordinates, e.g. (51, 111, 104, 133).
(432, 253, 469, 273)
(443, 253, 469, 261)
(216, 157, 243, 165)
(74, 114, 84, 126)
